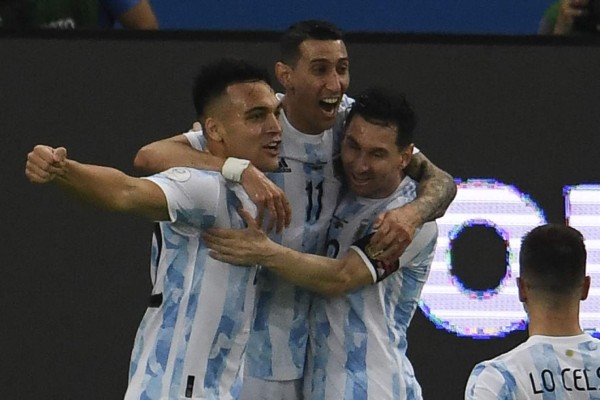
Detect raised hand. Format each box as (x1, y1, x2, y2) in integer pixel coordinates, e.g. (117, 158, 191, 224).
(25, 145, 68, 184)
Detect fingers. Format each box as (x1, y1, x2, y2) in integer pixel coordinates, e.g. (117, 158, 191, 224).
(264, 189, 292, 233)
(368, 229, 411, 264)
(207, 250, 251, 266)
(25, 157, 52, 183)
(202, 231, 233, 253)
(263, 187, 291, 233)
(277, 195, 292, 230)
(53, 147, 67, 163)
(378, 239, 410, 264)
(251, 189, 281, 233)
(238, 207, 260, 229)
(202, 230, 250, 264)
(203, 227, 242, 241)
(240, 166, 291, 233)
(202, 229, 262, 266)
(25, 145, 60, 183)
(368, 212, 415, 264)
(369, 225, 407, 254)
(263, 194, 277, 233)
(372, 214, 384, 231)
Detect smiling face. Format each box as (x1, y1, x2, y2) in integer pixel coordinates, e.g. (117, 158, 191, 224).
(276, 39, 350, 134)
(341, 115, 413, 199)
(205, 81, 282, 172)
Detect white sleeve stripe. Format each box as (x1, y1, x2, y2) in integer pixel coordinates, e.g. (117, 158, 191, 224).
(349, 246, 377, 283)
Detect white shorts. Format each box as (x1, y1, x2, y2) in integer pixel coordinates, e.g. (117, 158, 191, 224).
(240, 375, 303, 400)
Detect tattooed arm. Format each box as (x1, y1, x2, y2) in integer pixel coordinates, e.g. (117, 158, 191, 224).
(368, 151, 456, 263)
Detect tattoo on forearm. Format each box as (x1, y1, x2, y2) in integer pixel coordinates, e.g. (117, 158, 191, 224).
(405, 153, 457, 222)
(415, 174, 457, 222)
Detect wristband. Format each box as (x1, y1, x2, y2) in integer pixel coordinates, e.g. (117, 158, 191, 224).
(222, 157, 251, 182)
(351, 233, 400, 283)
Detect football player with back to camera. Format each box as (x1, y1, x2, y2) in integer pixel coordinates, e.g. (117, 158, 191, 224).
(465, 223, 600, 399)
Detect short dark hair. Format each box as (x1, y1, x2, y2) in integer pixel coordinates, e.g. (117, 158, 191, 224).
(519, 224, 587, 295)
(279, 20, 344, 66)
(344, 87, 417, 150)
(192, 58, 271, 120)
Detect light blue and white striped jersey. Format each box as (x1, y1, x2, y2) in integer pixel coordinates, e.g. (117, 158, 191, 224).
(305, 176, 438, 400)
(185, 93, 352, 381)
(465, 333, 600, 400)
(125, 167, 258, 400)
(244, 94, 354, 380)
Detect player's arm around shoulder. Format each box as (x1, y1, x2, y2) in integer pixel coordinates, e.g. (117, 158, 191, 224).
(318, 250, 376, 296)
(368, 152, 452, 265)
(133, 132, 222, 174)
(404, 151, 457, 222)
(134, 131, 290, 232)
(348, 221, 437, 288)
(202, 207, 373, 296)
(258, 245, 375, 297)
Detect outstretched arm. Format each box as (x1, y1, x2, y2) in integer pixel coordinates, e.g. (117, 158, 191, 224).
(202, 209, 373, 297)
(26, 144, 169, 221)
(134, 132, 291, 232)
(369, 151, 456, 263)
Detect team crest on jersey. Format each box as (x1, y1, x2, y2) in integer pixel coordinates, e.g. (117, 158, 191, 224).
(274, 158, 292, 173)
(163, 167, 191, 182)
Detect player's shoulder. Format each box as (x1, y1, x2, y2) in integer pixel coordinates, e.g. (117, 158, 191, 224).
(340, 94, 354, 108)
(465, 359, 515, 400)
(383, 176, 418, 210)
(471, 339, 535, 374)
(147, 167, 223, 191)
(467, 355, 519, 393)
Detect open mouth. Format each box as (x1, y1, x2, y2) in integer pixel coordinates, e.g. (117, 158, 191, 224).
(319, 97, 340, 114)
(349, 173, 371, 186)
(263, 140, 281, 154)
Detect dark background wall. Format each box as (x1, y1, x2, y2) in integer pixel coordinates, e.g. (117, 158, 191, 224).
(2, 31, 600, 399)
(149, 0, 551, 34)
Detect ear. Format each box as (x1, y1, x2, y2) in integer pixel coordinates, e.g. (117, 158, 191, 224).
(581, 276, 591, 300)
(399, 144, 414, 170)
(517, 277, 527, 303)
(275, 61, 293, 90)
(204, 117, 223, 142)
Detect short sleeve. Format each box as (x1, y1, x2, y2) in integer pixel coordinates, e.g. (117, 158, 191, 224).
(143, 168, 222, 229)
(350, 233, 399, 283)
(465, 363, 513, 400)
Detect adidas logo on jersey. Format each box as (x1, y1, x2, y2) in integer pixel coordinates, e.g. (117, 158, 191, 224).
(274, 158, 292, 173)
